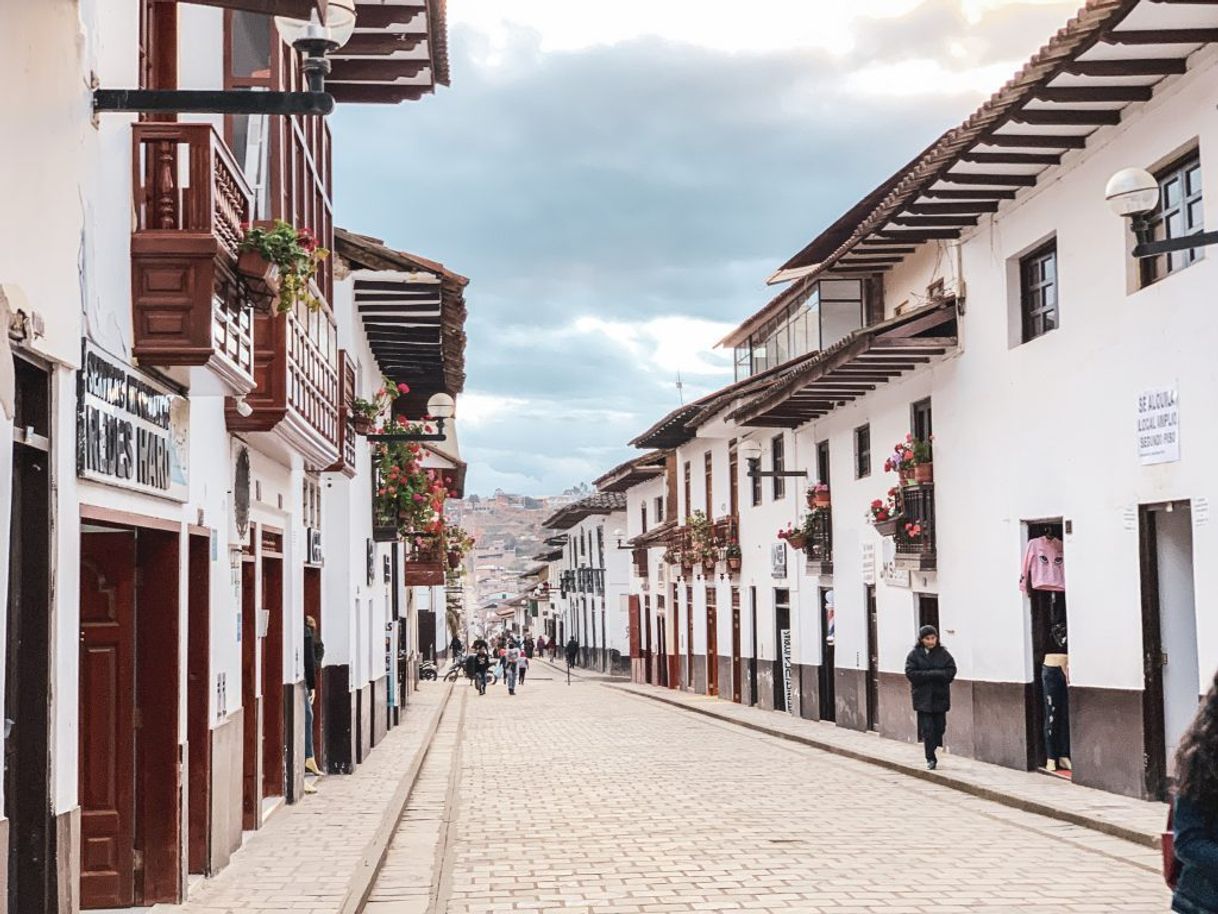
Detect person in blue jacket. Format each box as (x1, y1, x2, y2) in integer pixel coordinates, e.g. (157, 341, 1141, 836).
(1173, 672, 1218, 914)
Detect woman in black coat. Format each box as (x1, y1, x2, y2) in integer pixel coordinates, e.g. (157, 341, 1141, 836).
(905, 625, 957, 770)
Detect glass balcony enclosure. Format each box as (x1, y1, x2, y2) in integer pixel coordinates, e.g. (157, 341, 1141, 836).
(734, 279, 865, 380)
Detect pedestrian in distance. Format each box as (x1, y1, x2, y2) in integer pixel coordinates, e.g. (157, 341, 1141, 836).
(904, 625, 956, 770)
(463, 650, 478, 685)
(473, 647, 491, 696)
(566, 636, 579, 669)
(524, 636, 535, 660)
(303, 616, 323, 790)
(1170, 669, 1218, 914)
(550, 638, 559, 661)
(517, 644, 530, 685)
(504, 641, 521, 695)
(450, 634, 463, 657)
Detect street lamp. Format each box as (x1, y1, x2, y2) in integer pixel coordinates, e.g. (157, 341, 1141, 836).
(94, 0, 356, 116)
(739, 438, 807, 480)
(1106, 166, 1218, 259)
(367, 391, 457, 444)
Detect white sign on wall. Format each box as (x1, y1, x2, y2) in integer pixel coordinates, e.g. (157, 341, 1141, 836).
(862, 543, 876, 585)
(1137, 385, 1180, 466)
(771, 543, 787, 579)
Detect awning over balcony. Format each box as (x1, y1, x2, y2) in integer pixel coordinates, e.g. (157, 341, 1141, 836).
(593, 450, 666, 494)
(328, 0, 451, 104)
(335, 228, 467, 399)
(543, 492, 627, 531)
(730, 302, 958, 428)
(628, 518, 676, 550)
(182, 0, 328, 18)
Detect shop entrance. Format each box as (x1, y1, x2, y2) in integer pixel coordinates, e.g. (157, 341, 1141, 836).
(866, 584, 879, 731)
(730, 587, 742, 703)
(304, 565, 323, 772)
(656, 596, 669, 688)
(818, 587, 836, 722)
(643, 595, 653, 684)
(6, 353, 54, 914)
(1023, 520, 1070, 774)
(240, 558, 259, 829)
(79, 520, 181, 908)
(774, 589, 790, 713)
(1140, 502, 1200, 799)
(706, 586, 719, 697)
(685, 585, 694, 689)
(748, 587, 758, 706)
(261, 549, 285, 805)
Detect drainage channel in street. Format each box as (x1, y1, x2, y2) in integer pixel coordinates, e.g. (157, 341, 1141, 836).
(359, 685, 467, 914)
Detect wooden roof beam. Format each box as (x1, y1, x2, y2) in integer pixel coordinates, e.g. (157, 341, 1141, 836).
(1103, 29, 1218, 44)
(875, 230, 961, 241)
(984, 134, 1089, 149)
(889, 215, 980, 227)
(942, 172, 1038, 186)
(1013, 108, 1121, 126)
(1034, 85, 1153, 103)
(1065, 58, 1187, 77)
(923, 189, 1018, 200)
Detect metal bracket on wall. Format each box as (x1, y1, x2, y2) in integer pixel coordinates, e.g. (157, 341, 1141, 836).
(93, 89, 335, 117)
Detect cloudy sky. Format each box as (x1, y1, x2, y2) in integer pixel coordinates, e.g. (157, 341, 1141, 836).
(333, 0, 1079, 497)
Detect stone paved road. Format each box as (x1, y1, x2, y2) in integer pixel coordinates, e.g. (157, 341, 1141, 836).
(369, 672, 1170, 914)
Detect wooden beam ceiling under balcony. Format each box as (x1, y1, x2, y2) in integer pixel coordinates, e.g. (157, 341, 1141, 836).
(325, 0, 451, 105)
(181, 0, 326, 17)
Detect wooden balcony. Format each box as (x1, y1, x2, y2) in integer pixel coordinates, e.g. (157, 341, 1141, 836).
(404, 536, 445, 586)
(131, 122, 256, 395)
(895, 483, 936, 571)
(226, 301, 340, 470)
(326, 351, 358, 478)
(632, 547, 649, 579)
(804, 507, 833, 576)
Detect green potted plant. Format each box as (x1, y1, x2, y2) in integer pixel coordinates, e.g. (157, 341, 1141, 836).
(725, 542, 742, 573)
(351, 380, 406, 435)
(238, 219, 329, 315)
(912, 436, 934, 484)
(777, 524, 807, 551)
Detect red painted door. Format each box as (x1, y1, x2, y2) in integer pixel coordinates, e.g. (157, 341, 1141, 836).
(79, 531, 137, 908)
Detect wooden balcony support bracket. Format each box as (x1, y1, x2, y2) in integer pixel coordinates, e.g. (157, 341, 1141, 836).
(130, 122, 257, 395)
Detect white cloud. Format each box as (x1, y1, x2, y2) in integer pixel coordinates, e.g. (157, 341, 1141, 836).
(844, 58, 1028, 98)
(570, 314, 734, 378)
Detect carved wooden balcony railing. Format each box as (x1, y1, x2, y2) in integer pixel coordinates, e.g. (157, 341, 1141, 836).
(894, 483, 936, 571)
(326, 350, 358, 477)
(712, 517, 739, 548)
(804, 507, 833, 576)
(404, 535, 445, 586)
(227, 301, 340, 470)
(131, 122, 255, 394)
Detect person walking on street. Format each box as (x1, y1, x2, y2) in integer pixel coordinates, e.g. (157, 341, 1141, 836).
(473, 647, 491, 696)
(905, 625, 956, 770)
(524, 636, 535, 660)
(303, 616, 323, 789)
(463, 650, 478, 685)
(450, 634, 463, 657)
(550, 638, 559, 661)
(517, 645, 530, 685)
(1171, 670, 1218, 914)
(504, 641, 521, 695)
(566, 636, 579, 669)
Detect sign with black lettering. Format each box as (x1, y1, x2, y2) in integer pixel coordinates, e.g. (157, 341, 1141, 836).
(77, 342, 188, 501)
(1137, 385, 1180, 466)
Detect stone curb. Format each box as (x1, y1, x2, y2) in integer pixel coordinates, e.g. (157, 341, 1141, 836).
(610, 683, 1161, 850)
(337, 680, 455, 914)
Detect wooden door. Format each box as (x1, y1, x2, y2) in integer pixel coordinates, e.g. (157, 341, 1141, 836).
(706, 587, 718, 697)
(241, 560, 259, 829)
(643, 596, 653, 684)
(685, 586, 694, 689)
(748, 587, 758, 706)
(80, 531, 137, 908)
(818, 588, 836, 722)
(261, 558, 284, 799)
(866, 584, 879, 731)
(187, 534, 211, 874)
(730, 588, 742, 703)
(303, 567, 323, 770)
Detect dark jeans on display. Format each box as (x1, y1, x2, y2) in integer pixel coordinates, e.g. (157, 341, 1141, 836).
(1042, 664, 1071, 760)
(917, 711, 946, 761)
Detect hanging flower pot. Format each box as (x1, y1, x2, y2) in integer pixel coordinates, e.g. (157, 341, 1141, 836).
(813, 489, 831, 508)
(727, 556, 742, 573)
(353, 415, 375, 435)
(914, 462, 934, 485)
(447, 550, 461, 569)
(873, 517, 901, 538)
(785, 531, 808, 550)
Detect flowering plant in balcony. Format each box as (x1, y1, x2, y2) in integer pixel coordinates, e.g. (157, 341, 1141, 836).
(777, 524, 807, 551)
(902, 519, 927, 541)
(869, 487, 902, 537)
(373, 438, 448, 537)
(444, 522, 476, 569)
(687, 510, 716, 565)
(724, 542, 743, 573)
(351, 379, 408, 434)
(238, 219, 329, 314)
(884, 434, 934, 484)
(807, 482, 831, 509)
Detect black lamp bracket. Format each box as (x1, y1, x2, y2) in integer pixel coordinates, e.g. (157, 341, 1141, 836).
(93, 89, 335, 117)
(1130, 213, 1218, 259)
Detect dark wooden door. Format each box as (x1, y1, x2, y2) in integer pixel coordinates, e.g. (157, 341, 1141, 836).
(261, 557, 285, 799)
(774, 593, 790, 713)
(241, 560, 259, 830)
(866, 584, 879, 731)
(1139, 507, 1168, 798)
(656, 614, 668, 688)
(730, 588, 742, 703)
(643, 596, 653, 684)
(80, 531, 137, 908)
(818, 588, 836, 722)
(187, 534, 211, 874)
(706, 589, 718, 697)
(685, 586, 694, 689)
(303, 566, 323, 770)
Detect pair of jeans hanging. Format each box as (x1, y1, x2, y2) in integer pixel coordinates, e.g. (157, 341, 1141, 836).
(1041, 664, 1071, 760)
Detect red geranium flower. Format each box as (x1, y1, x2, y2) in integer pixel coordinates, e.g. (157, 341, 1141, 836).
(397, 382, 411, 394)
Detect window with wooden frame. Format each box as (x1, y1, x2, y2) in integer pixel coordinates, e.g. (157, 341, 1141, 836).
(771, 435, 786, 500)
(704, 451, 714, 518)
(683, 461, 692, 520)
(655, 496, 664, 524)
(1019, 241, 1059, 342)
(911, 398, 933, 446)
(728, 440, 739, 518)
(1141, 151, 1205, 287)
(854, 424, 871, 479)
(640, 502, 648, 534)
(816, 440, 830, 488)
(750, 450, 762, 508)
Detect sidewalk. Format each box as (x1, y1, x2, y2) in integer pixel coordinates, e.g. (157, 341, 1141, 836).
(153, 683, 453, 914)
(612, 681, 1168, 849)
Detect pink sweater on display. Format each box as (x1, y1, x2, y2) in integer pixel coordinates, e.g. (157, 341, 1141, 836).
(1020, 536, 1065, 593)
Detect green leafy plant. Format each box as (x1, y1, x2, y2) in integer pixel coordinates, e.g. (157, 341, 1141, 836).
(239, 219, 329, 313)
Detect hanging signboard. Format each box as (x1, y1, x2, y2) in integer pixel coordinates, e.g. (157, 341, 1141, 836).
(780, 629, 794, 715)
(1137, 385, 1180, 465)
(77, 341, 189, 501)
(770, 543, 787, 579)
(861, 543, 876, 585)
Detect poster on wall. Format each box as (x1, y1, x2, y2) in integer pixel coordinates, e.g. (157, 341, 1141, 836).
(780, 629, 793, 715)
(77, 341, 189, 501)
(1137, 385, 1180, 465)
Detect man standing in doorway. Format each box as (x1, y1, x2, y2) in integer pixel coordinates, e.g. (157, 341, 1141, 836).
(565, 635, 579, 669)
(905, 625, 956, 770)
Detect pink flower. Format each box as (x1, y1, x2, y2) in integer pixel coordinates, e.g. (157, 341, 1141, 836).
(413, 493, 425, 503)
(397, 382, 411, 394)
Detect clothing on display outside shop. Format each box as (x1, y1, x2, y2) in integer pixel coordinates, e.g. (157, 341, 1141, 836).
(1020, 535, 1065, 593)
(1042, 663, 1071, 761)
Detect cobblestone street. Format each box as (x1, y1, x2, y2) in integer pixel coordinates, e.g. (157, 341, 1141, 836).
(366, 671, 1169, 914)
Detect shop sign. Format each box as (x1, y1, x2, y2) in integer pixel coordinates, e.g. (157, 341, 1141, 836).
(780, 629, 793, 715)
(861, 543, 876, 585)
(1137, 385, 1180, 466)
(77, 342, 188, 501)
(770, 543, 787, 579)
